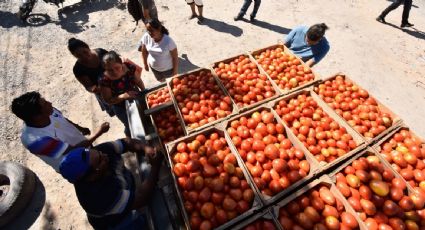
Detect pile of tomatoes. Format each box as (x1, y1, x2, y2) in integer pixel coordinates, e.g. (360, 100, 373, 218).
(335, 154, 425, 229)
(147, 87, 171, 108)
(274, 93, 358, 163)
(254, 47, 315, 91)
(279, 184, 359, 230)
(152, 107, 184, 143)
(242, 218, 277, 230)
(314, 75, 393, 138)
(172, 132, 255, 230)
(171, 71, 233, 130)
(214, 55, 276, 108)
(380, 129, 425, 191)
(227, 109, 310, 197)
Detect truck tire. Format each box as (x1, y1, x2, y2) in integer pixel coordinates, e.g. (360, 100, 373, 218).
(0, 161, 36, 227)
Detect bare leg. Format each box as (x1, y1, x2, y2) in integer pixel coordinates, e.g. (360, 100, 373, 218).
(189, 3, 197, 19)
(197, 5, 204, 21)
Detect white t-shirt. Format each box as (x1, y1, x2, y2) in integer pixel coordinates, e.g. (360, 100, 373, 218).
(138, 33, 177, 72)
(21, 108, 87, 172)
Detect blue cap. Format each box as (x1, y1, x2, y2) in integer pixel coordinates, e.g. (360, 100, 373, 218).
(59, 147, 91, 183)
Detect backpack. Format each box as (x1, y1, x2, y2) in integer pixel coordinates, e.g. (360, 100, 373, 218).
(127, 0, 144, 26)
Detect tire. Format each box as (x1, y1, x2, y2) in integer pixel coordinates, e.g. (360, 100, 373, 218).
(0, 161, 36, 227)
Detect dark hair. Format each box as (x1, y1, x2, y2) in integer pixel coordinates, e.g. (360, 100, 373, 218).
(11, 91, 42, 123)
(307, 23, 329, 42)
(146, 18, 169, 35)
(102, 51, 122, 67)
(68, 38, 89, 54)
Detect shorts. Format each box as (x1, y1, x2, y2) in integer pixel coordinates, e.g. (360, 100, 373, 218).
(186, 0, 203, 6)
(151, 66, 173, 82)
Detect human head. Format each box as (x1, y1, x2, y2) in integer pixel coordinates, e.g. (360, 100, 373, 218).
(11, 91, 53, 124)
(67, 38, 93, 63)
(60, 147, 110, 183)
(102, 51, 125, 80)
(145, 18, 169, 42)
(306, 23, 329, 45)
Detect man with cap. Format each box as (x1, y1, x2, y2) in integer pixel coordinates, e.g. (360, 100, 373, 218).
(59, 140, 163, 229)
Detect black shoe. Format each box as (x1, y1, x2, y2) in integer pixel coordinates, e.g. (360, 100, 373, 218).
(198, 16, 204, 23)
(376, 16, 386, 23)
(250, 16, 256, 22)
(401, 22, 414, 28)
(234, 15, 243, 21)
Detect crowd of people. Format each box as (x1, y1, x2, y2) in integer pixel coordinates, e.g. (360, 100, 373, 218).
(9, 0, 415, 229)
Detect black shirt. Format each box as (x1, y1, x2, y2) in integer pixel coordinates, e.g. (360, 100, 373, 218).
(73, 48, 108, 89)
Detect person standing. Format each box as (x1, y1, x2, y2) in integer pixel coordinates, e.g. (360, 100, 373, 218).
(11, 91, 110, 172)
(68, 38, 114, 116)
(59, 139, 162, 229)
(185, 0, 204, 22)
(138, 19, 178, 82)
(284, 23, 330, 67)
(139, 0, 158, 23)
(234, 0, 261, 22)
(99, 51, 144, 137)
(376, 0, 413, 28)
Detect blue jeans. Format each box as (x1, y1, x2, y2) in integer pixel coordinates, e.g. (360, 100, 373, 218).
(238, 0, 261, 18)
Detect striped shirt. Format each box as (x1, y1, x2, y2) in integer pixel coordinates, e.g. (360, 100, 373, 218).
(21, 108, 86, 172)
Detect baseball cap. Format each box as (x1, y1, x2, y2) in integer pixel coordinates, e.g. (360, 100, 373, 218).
(59, 147, 91, 183)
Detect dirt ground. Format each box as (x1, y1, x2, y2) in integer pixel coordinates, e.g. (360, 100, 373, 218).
(1, 0, 425, 229)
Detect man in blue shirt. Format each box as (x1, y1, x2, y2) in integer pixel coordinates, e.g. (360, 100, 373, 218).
(284, 23, 330, 67)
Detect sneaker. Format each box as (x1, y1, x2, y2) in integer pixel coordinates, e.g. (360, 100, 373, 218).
(188, 14, 197, 20)
(401, 22, 414, 28)
(376, 16, 386, 23)
(234, 15, 243, 21)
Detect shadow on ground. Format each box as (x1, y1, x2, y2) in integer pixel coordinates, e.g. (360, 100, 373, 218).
(56, 0, 126, 33)
(383, 22, 425, 40)
(179, 54, 200, 73)
(198, 17, 243, 37)
(4, 176, 46, 230)
(0, 11, 26, 28)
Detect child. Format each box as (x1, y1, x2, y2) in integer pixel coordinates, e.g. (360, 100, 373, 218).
(99, 51, 144, 137)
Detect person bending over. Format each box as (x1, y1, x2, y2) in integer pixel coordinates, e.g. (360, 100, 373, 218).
(284, 23, 330, 67)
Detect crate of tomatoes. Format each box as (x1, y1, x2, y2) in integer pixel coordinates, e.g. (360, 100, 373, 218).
(224, 106, 320, 205)
(272, 89, 367, 173)
(330, 148, 425, 229)
(149, 106, 185, 149)
(313, 74, 402, 144)
(165, 127, 263, 230)
(145, 86, 172, 109)
(211, 53, 280, 112)
(250, 42, 319, 96)
(373, 123, 425, 194)
(167, 68, 238, 135)
(272, 175, 362, 230)
(233, 208, 282, 230)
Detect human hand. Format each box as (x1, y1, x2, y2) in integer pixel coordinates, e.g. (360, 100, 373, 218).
(98, 122, 110, 134)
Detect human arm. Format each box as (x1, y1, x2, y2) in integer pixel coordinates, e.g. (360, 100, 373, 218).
(99, 85, 138, 105)
(141, 44, 149, 71)
(170, 48, 178, 76)
(140, 0, 151, 21)
(75, 75, 99, 93)
(284, 28, 297, 47)
(305, 59, 315, 67)
(309, 39, 330, 67)
(66, 122, 110, 150)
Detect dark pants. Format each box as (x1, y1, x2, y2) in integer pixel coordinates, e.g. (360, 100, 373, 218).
(380, 0, 412, 24)
(238, 0, 261, 18)
(112, 104, 131, 137)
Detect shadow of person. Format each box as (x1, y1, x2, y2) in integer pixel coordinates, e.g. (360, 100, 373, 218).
(4, 176, 46, 230)
(383, 22, 425, 40)
(197, 17, 243, 37)
(179, 54, 201, 73)
(244, 18, 291, 34)
(56, 0, 125, 33)
(0, 11, 26, 28)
